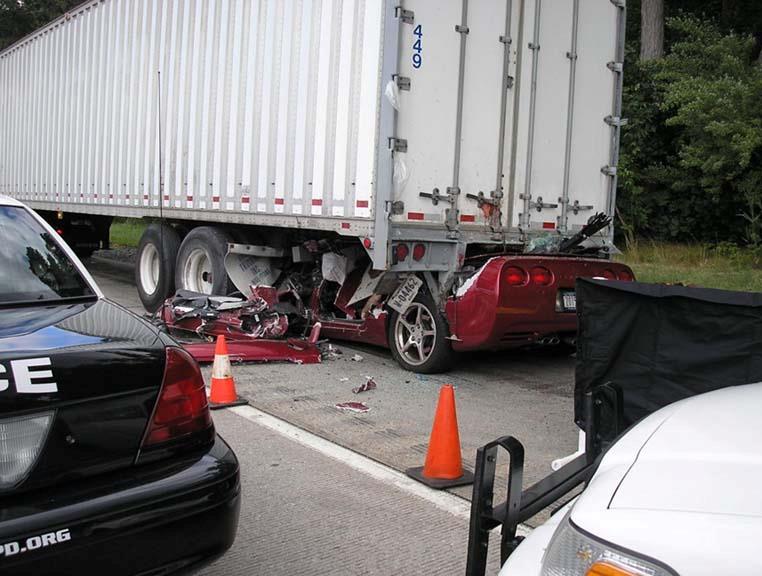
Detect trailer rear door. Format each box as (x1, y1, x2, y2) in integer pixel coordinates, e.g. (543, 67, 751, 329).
(391, 0, 624, 239)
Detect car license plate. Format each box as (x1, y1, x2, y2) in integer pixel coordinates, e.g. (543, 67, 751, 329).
(561, 291, 576, 311)
(388, 276, 423, 314)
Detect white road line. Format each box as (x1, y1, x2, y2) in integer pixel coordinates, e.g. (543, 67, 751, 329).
(229, 404, 531, 537)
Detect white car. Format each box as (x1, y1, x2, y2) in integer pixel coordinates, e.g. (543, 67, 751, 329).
(500, 382, 762, 575)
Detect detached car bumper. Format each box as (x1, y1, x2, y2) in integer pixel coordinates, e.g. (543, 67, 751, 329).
(1, 435, 240, 576)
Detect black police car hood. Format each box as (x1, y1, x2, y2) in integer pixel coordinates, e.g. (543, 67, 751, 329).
(0, 298, 166, 493)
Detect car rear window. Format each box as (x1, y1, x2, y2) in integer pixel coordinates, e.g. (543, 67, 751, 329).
(0, 206, 95, 304)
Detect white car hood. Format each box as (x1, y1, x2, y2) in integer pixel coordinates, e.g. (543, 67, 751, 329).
(610, 383, 762, 517)
(569, 383, 762, 575)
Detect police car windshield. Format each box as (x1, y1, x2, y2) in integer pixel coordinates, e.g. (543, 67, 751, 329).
(0, 206, 95, 304)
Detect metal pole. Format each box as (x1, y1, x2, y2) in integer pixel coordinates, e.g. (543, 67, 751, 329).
(447, 0, 470, 235)
(606, 0, 627, 238)
(505, 0, 526, 232)
(560, 0, 580, 233)
(521, 0, 542, 229)
(493, 0, 513, 231)
(371, 0, 401, 270)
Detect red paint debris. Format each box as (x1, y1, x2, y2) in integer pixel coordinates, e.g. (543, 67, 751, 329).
(182, 338, 321, 365)
(335, 402, 370, 413)
(352, 377, 377, 394)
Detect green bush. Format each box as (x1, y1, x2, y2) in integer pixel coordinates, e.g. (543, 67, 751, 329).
(618, 15, 762, 245)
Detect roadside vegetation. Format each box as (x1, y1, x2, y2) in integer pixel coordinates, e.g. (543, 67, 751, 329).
(110, 218, 145, 248)
(619, 242, 762, 292)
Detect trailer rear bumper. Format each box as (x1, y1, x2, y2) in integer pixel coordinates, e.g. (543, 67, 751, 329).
(445, 256, 634, 351)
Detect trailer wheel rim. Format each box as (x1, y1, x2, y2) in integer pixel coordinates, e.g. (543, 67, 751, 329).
(139, 243, 161, 295)
(182, 248, 214, 294)
(394, 303, 437, 367)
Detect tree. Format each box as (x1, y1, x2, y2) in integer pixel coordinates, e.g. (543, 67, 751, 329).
(0, 0, 83, 50)
(641, 0, 665, 60)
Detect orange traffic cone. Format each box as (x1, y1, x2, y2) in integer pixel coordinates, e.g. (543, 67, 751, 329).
(209, 335, 248, 410)
(406, 384, 474, 489)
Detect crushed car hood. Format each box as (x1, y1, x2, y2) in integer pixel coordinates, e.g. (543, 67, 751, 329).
(610, 382, 762, 518)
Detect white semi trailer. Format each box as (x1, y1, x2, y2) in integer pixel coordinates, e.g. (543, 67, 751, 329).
(0, 0, 633, 372)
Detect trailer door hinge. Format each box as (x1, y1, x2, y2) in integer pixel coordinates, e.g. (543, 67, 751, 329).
(604, 115, 628, 127)
(455, 25, 470, 34)
(388, 138, 408, 153)
(527, 196, 558, 212)
(570, 200, 594, 215)
(393, 74, 411, 91)
(395, 7, 415, 24)
(387, 200, 405, 215)
(466, 191, 499, 209)
(419, 187, 453, 207)
(600, 165, 617, 177)
(607, 61, 624, 73)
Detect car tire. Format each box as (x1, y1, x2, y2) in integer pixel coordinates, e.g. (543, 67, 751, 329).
(388, 291, 453, 374)
(135, 222, 181, 312)
(174, 226, 232, 296)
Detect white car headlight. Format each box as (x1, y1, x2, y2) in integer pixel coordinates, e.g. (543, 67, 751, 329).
(541, 513, 677, 576)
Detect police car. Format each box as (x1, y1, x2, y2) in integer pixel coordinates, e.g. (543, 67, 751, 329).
(501, 383, 762, 575)
(0, 196, 240, 575)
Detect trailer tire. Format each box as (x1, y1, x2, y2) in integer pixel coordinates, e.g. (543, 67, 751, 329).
(388, 293, 453, 374)
(174, 226, 232, 296)
(135, 222, 181, 312)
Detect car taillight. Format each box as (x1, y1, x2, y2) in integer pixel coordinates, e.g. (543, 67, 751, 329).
(412, 243, 426, 261)
(602, 269, 617, 280)
(395, 243, 409, 262)
(618, 269, 634, 281)
(504, 266, 528, 286)
(142, 347, 213, 447)
(530, 266, 554, 286)
(0, 412, 54, 490)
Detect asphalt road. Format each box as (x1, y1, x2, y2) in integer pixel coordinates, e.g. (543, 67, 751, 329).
(88, 260, 579, 575)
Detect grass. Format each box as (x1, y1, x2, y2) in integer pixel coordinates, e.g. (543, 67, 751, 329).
(110, 218, 146, 248)
(618, 242, 762, 292)
(107, 219, 762, 293)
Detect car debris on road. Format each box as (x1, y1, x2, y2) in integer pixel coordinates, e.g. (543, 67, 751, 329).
(335, 402, 371, 414)
(155, 285, 323, 365)
(352, 377, 377, 394)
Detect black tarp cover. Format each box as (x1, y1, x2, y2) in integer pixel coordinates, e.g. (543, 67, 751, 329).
(575, 279, 762, 429)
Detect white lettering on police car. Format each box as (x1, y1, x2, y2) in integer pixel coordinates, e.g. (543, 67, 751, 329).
(0, 358, 58, 394)
(0, 529, 70, 558)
